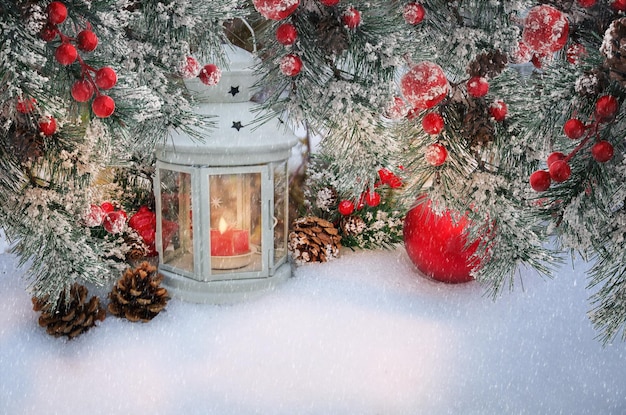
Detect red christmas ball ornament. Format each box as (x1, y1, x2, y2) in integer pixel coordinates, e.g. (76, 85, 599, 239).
(549, 159, 571, 182)
(566, 43, 586, 64)
(47, 1, 67, 25)
(530, 170, 551, 192)
(320, 0, 339, 5)
(55, 43, 77, 65)
(522, 5, 569, 54)
(547, 151, 565, 167)
(422, 112, 444, 135)
(338, 199, 355, 216)
(403, 198, 481, 284)
(71, 79, 94, 102)
(40, 23, 58, 41)
(180, 56, 201, 79)
(364, 190, 381, 207)
(591, 140, 614, 162)
(16, 97, 36, 114)
(76, 29, 98, 52)
(425, 142, 448, 166)
(595, 95, 619, 121)
(612, 0, 626, 11)
(577, 0, 596, 7)
(253, 0, 300, 20)
(280, 54, 303, 76)
(95, 66, 117, 90)
(400, 61, 449, 110)
(467, 76, 489, 98)
(489, 99, 507, 121)
(342, 7, 361, 29)
(563, 118, 586, 139)
(403, 3, 425, 25)
(199, 64, 222, 86)
(276, 23, 297, 45)
(92, 95, 115, 118)
(39, 116, 57, 136)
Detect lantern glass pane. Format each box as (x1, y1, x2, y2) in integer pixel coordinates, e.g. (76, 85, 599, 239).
(273, 162, 288, 265)
(209, 173, 262, 273)
(160, 169, 193, 273)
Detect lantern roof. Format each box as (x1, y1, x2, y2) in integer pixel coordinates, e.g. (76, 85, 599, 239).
(157, 45, 298, 167)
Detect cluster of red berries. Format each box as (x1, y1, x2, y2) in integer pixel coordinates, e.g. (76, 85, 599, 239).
(41, 1, 117, 118)
(179, 56, 222, 86)
(274, 1, 363, 77)
(337, 168, 402, 216)
(529, 95, 618, 192)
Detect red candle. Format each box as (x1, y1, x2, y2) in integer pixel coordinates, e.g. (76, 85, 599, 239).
(210, 218, 249, 256)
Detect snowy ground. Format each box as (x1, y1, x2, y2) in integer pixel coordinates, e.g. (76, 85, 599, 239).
(1, 235, 625, 414)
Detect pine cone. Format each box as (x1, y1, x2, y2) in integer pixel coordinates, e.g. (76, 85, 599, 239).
(312, 10, 349, 56)
(32, 284, 106, 340)
(601, 17, 626, 87)
(463, 100, 495, 147)
(340, 215, 366, 236)
(288, 216, 341, 264)
(2, 109, 44, 163)
(108, 262, 169, 322)
(467, 50, 508, 78)
(575, 69, 610, 98)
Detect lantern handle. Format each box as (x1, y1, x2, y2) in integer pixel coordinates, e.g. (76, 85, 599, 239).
(240, 18, 257, 54)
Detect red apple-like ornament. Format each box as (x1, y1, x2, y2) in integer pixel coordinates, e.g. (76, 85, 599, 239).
(403, 197, 482, 283)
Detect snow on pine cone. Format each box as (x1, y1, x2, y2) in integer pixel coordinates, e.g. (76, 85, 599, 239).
(108, 262, 169, 322)
(601, 17, 626, 87)
(32, 283, 106, 340)
(288, 216, 341, 264)
(340, 215, 367, 236)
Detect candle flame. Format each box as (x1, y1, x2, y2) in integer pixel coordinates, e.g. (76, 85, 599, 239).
(218, 217, 228, 234)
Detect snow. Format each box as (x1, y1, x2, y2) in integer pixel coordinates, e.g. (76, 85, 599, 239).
(1, 243, 625, 414)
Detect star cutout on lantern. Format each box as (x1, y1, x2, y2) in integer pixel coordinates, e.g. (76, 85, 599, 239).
(210, 197, 222, 208)
(228, 86, 240, 96)
(232, 121, 244, 131)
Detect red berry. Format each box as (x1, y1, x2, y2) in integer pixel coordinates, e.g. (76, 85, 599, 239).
(563, 118, 586, 139)
(489, 99, 507, 121)
(198, 64, 222, 86)
(530, 170, 551, 192)
(276, 23, 297, 46)
(71, 79, 94, 102)
(364, 190, 381, 207)
(467, 76, 489, 97)
(100, 202, 115, 213)
(591, 140, 614, 162)
(40, 23, 58, 41)
(16, 97, 36, 114)
(38, 116, 57, 136)
(547, 151, 566, 167)
(47, 1, 67, 25)
(320, 0, 339, 5)
(180, 56, 201, 79)
(549, 159, 571, 182)
(422, 112, 444, 134)
(55, 43, 77, 65)
(92, 95, 115, 118)
(403, 3, 425, 25)
(103, 211, 126, 234)
(279, 54, 302, 76)
(596, 95, 619, 121)
(577, 0, 596, 7)
(566, 43, 586, 64)
(338, 199, 355, 216)
(342, 7, 361, 29)
(425, 142, 448, 166)
(76, 29, 98, 52)
(95, 66, 117, 90)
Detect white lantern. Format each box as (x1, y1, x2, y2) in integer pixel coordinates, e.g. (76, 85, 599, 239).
(154, 45, 297, 303)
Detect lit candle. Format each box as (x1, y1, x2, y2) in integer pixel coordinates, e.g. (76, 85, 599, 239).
(210, 217, 249, 256)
